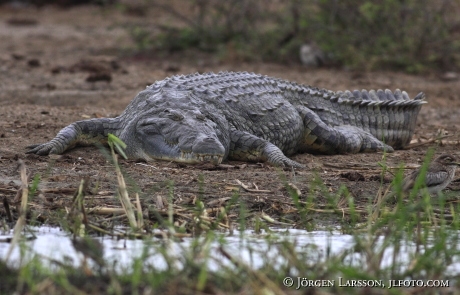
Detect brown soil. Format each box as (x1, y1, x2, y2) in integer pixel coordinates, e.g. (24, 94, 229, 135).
(1, 4, 460, 229)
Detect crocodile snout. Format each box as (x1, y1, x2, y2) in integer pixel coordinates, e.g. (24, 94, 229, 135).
(202, 136, 220, 143)
(192, 136, 225, 157)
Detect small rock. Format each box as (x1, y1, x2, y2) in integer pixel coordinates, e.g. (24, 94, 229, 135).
(164, 63, 180, 72)
(86, 72, 112, 83)
(71, 60, 103, 73)
(28, 59, 41, 67)
(11, 53, 25, 60)
(51, 66, 66, 74)
(368, 174, 392, 183)
(441, 72, 458, 81)
(45, 83, 56, 90)
(340, 171, 365, 181)
(110, 60, 121, 70)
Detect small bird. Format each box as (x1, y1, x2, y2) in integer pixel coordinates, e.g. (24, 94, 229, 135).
(402, 154, 460, 195)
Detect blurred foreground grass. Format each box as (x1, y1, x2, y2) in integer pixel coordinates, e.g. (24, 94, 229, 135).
(1, 145, 460, 294)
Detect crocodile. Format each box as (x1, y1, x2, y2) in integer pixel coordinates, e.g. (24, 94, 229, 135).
(27, 71, 426, 167)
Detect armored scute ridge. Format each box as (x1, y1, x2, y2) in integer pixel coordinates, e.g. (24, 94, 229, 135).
(27, 71, 426, 168)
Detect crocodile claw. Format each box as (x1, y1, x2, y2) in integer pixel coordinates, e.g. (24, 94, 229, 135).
(266, 149, 305, 168)
(26, 142, 58, 156)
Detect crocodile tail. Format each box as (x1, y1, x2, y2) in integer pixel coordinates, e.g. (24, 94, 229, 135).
(338, 89, 426, 149)
(26, 117, 123, 155)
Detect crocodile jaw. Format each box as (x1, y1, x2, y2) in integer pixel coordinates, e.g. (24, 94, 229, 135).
(139, 134, 226, 165)
(146, 149, 224, 165)
(179, 151, 224, 164)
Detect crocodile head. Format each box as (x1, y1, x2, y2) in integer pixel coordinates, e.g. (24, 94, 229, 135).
(129, 106, 230, 164)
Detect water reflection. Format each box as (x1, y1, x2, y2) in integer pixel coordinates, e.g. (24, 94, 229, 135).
(1, 226, 460, 275)
(0, 227, 352, 269)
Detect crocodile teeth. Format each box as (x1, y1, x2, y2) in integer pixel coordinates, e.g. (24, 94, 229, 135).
(179, 150, 224, 164)
(180, 151, 194, 160)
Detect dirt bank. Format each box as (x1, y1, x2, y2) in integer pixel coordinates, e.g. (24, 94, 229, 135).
(1, 5, 459, 228)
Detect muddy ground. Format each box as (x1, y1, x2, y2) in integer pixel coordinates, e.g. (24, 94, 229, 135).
(0, 4, 460, 229)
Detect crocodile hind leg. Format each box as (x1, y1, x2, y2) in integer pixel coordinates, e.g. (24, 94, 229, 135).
(296, 106, 394, 154)
(27, 118, 122, 156)
(229, 129, 304, 168)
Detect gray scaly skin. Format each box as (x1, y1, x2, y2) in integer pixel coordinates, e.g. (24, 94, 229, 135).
(27, 71, 426, 168)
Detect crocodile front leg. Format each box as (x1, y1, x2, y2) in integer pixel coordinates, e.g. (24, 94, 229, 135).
(297, 106, 394, 154)
(229, 129, 304, 168)
(27, 118, 122, 156)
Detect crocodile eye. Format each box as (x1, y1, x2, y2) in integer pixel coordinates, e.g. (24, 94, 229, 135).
(196, 114, 206, 121)
(169, 113, 183, 121)
(162, 109, 184, 121)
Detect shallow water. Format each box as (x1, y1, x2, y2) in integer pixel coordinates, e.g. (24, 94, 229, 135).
(0, 227, 353, 270)
(1, 226, 460, 276)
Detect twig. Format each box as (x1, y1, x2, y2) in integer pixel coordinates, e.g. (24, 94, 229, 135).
(0, 187, 17, 193)
(260, 212, 293, 226)
(5, 159, 29, 263)
(287, 182, 301, 196)
(276, 199, 368, 214)
(235, 179, 271, 193)
(86, 207, 127, 215)
(135, 162, 158, 169)
(405, 134, 453, 149)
